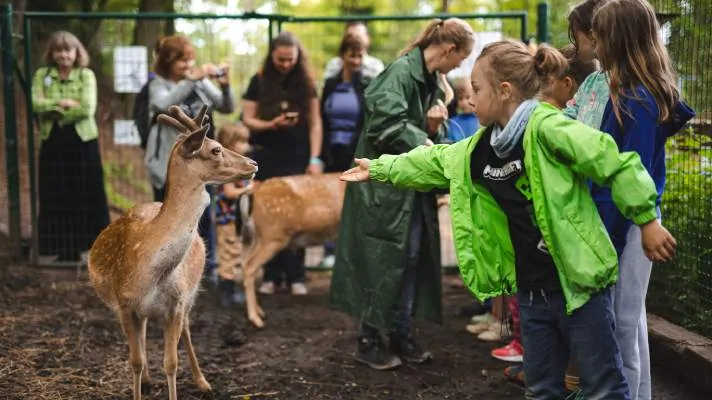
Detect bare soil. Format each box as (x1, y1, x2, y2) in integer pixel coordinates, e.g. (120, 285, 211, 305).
(0, 264, 706, 400)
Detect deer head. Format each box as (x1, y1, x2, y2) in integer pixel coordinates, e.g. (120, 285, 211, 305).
(159, 105, 258, 185)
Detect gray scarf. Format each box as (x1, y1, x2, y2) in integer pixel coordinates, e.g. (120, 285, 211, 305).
(490, 99, 539, 159)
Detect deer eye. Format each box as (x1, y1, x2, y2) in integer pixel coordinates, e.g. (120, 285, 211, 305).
(211, 147, 222, 156)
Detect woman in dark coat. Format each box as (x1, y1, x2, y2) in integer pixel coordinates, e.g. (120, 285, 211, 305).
(329, 18, 475, 371)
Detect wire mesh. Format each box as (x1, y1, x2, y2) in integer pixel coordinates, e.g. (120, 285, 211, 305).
(646, 0, 712, 337)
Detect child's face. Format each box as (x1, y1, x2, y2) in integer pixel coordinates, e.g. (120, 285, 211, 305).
(574, 30, 597, 63)
(470, 60, 506, 126)
(456, 84, 476, 114)
(548, 76, 578, 109)
(231, 138, 250, 155)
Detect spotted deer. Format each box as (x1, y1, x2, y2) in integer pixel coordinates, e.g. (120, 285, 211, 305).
(87, 105, 258, 400)
(236, 173, 346, 328)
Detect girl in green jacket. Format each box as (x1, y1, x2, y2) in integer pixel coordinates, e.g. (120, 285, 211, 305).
(340, 39, 676, 399)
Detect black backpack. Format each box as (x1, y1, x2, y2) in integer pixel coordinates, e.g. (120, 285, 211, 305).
(133, 76, 156, 150)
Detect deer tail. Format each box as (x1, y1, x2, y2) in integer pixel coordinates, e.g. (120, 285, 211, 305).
(235, 191, 255, 249)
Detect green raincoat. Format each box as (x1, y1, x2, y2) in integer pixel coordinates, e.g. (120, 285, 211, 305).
(329, 48, 448, 331)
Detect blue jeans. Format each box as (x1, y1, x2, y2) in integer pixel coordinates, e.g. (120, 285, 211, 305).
(518, 287, 629, 400)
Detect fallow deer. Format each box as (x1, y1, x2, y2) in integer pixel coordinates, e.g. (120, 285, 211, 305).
(236, 173, 346, 327)
(87, 105, 258, 400)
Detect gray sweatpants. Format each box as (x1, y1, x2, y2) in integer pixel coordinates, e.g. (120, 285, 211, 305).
(613, 225, 652, 400)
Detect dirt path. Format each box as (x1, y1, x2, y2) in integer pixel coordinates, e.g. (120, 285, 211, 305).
(0, 265, 705, 400)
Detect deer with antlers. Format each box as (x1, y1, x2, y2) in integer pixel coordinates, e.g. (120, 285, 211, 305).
(88, 105, 258, 400)
(235, 172, 346, 328)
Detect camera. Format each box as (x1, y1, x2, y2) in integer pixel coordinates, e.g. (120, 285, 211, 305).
(212, 67, 226, 78)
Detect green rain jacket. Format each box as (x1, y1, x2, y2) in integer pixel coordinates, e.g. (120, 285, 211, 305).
(329, 48, 448, 330)
(369, 102, 659, 314)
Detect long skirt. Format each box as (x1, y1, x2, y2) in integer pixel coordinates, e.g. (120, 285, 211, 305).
(38, 123, 110, 261)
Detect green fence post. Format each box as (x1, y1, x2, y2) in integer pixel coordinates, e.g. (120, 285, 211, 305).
(2, 3, 21, 260)
(537, 2, 549, 44)
(23, 15, 37, 267)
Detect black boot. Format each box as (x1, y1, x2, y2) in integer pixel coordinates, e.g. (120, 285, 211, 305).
(389, 333, 433, 364)
(353, 335, 402, 371)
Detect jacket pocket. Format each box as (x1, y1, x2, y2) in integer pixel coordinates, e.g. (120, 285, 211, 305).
(564, 212, 608, 266)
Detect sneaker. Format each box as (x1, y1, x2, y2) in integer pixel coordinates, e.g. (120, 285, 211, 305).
(477, 322, 504, 342)
(466, 318, 494, 335)
(258, 281, 275, 295)
(389, 334, 433, 364)
(290, 282, 308, 295)
(321, 254, 336, 268)
(353, 335, 402, 371)
(491, 339, 524, 362)
(503, 364, 525, 386)
(470, 312, 495, 325)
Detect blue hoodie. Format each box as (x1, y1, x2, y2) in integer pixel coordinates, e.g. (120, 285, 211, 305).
(590, 87, 695, 255)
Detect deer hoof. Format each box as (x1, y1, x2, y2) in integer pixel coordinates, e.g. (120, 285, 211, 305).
(195, 376, 212, 392)
(249, 314, 265, 328)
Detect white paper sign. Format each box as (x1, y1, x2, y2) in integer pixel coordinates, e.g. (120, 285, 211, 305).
(114, 46, 148, 93)
(114, 119, 141, 146)
(448, 31, 503, 80)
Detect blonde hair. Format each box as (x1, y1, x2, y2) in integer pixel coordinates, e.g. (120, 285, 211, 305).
(217, 122, 250, 150)
(592, 0, 679, 124)
(42, 31, 90, 68)
(399, 18, 475, 57)
(477, 39, 568, 100)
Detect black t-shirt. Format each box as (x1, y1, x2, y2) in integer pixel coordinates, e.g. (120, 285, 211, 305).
(470, 129, 561, 292)
(242, 74, 311, 155)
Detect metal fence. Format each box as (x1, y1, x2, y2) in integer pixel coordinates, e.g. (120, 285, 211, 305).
(1, 9, 529, 269)
(646, 0, 712, 337)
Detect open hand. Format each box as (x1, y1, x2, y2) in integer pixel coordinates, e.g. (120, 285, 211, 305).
(640, 220, 676, 262)
(340, 158, 371, 182)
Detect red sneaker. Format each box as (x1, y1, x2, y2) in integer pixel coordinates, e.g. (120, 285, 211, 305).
(491, 339, 524, 362)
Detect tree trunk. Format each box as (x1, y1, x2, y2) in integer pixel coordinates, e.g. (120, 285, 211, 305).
(133, 0, 174, 50)
(441, 0, 449, 12)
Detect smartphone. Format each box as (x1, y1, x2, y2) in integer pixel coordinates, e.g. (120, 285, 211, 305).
(212, 67, 226, 78)
(285, 111, 299, 121)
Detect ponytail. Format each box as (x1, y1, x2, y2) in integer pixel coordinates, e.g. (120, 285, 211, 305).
(399, 18, 474, 57)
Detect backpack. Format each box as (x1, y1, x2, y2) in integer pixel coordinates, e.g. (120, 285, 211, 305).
(133, 76, 156, 150)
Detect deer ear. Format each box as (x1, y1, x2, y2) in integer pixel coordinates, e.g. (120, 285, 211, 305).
(180, 125, 209, 157)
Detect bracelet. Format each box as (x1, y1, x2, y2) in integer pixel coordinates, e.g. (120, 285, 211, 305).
(309, 157, 323, 165)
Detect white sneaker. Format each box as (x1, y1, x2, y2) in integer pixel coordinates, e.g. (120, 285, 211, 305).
(321, 255, 336, 268)
(470, 312, 495, 324)
(291, 282, 308, 295)
(258, 281, 275, 295)
(477, 322, 504, 342)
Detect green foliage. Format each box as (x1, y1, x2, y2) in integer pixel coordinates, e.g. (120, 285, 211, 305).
(649, 131, 712, 337)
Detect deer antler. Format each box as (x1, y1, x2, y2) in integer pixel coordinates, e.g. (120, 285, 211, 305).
(157, 105, 210, 134)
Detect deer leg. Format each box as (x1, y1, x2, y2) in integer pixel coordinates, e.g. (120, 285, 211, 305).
(182, 316, 212, 392)
(242, 240, 287, 328)
(163, 311, 184, 400)
(138, 317, 151, 386)
(119, 310, 145, 400)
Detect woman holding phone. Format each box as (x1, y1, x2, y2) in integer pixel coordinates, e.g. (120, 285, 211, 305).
(241, 31, 323, 296)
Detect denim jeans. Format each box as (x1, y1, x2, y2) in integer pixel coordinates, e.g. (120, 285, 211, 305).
(362, 194, 423, 338)
(518, 287, 629, 400)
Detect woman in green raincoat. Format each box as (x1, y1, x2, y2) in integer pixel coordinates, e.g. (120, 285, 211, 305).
(329, 18, 475, 371)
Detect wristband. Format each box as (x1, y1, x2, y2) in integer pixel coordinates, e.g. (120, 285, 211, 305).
(309, 157, 323, 165)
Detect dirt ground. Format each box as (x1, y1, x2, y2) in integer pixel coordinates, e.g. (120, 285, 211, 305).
(0, 264, 707, 400)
